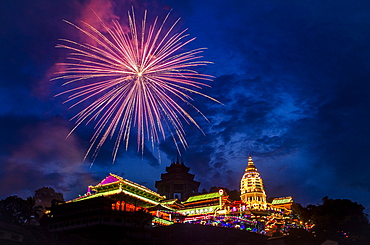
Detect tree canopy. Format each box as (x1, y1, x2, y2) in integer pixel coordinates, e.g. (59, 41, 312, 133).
(0, 187, 64, 225)
(294, 197, 370, 244)
(0, 195, 28, 224)
(34, 186, 64, 211)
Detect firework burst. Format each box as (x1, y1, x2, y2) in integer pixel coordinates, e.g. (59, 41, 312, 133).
(54, 9, 219, 161)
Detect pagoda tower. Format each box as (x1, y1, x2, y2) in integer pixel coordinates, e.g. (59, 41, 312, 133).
(155, 160, 200, 201)
(240, 156, 267, 210)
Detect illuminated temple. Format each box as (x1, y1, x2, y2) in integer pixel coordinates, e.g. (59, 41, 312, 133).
(47, 157, 303, 236)
(240, 156, 267, 210)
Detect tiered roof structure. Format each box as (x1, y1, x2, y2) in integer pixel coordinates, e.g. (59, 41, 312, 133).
(240, 156, 267, 210)
(78, 173, 166, 207)
(155, 160, 200, 201)
(47, 173, 179, 231)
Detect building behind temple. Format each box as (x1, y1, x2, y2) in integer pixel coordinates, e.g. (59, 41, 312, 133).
(155, 159, 200, 201)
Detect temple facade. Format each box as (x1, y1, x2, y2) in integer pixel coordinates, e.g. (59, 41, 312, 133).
(47, 173, 180, 232)
(155, 160, 200, 201)
(180, 189, 231, 219)
(47, 157, 303, 237)
(240, 156, 267, 210)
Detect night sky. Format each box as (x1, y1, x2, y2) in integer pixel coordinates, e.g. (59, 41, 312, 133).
(1, 0, 370, 212)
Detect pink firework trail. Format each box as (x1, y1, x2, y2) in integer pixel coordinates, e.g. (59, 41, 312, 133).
(54, 9, 219, 161)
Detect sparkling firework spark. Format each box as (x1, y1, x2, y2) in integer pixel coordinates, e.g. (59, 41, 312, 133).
(54, 9, 219, 161)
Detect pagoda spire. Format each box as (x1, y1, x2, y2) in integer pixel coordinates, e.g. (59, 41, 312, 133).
(240, 156, 267, 210)
(245, 156, 257, 172)
(174, 154, 183, 164)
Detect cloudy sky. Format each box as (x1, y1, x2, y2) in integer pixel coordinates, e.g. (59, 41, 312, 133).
(1, 0, 369, 211)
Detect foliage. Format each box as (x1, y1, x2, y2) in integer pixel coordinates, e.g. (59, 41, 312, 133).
(0, 195, 28, 224)
(0, 187, 63, 225)
(25, 196, 43, 225)
(292, 202, 315, 224)
(228, 190, 241, 201)
(285, 228, 317, 245)
(34, 187, 64, 211)
(295, 197, 370, 244)
(312, 197, 369, 242)
(209, 186, 226, 193)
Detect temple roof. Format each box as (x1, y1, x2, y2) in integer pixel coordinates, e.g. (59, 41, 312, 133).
(92, 173, 161, 197)
(161, 199, 181, 205)
(96, 174, 121, 185)
(156, 160, 199, 185)
(147, 204, 177, 212)
(71, 173, 165, 205)
(183, 191, 223, 203)
(271, 196, 293, 205)
(165, 161, 190, 173)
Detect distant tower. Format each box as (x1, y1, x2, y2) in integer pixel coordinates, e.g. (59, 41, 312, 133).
(155, 159, 200, 201)
(240, 156, 267, 210)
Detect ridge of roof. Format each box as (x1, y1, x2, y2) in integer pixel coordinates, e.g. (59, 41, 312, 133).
(183, 192, 222, 203)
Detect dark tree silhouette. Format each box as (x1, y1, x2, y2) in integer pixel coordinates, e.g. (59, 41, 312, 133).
(228, 189, 241, 201)
(311, 197, 369, 242)
(24, 196, 43, 225)
(0, 196, 28, 224)
(292, 202, 316, 224)
(209, 186, 228, 193)
(0, 188, 63, 226)
(294, 197, 370, 244)
(34, 187, 64, 212)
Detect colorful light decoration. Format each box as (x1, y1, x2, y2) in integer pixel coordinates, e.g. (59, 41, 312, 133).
(54, 8, 219, 161)
(68, 168, 306, 235)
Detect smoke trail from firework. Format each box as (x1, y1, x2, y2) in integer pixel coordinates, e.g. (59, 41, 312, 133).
(54, 9, 219, 161)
